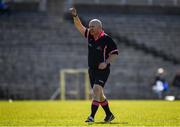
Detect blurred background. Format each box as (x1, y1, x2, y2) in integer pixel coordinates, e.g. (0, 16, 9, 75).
(0, 0, 180, 100)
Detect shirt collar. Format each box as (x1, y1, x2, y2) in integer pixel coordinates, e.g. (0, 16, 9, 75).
(95, 31, 105, 41)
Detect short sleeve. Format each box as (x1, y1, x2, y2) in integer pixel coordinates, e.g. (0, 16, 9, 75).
(107, 37, 119, 55)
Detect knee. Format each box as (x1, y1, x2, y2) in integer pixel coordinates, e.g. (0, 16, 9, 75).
(93, 87, 100, 95)
(100, 95, 106, 102)
(93, 86, 101, 101)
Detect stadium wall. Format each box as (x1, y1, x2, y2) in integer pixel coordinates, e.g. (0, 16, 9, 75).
(0, 1, 180, 100)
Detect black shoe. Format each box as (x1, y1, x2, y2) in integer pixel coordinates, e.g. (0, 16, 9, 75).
(85, 116, 94, 122)
(104, 114, 115, 122)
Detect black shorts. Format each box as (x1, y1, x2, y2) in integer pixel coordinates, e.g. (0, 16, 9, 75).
(88, 67, 110, 88)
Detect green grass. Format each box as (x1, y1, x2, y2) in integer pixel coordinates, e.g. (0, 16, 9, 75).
(0, 100, 180, 126)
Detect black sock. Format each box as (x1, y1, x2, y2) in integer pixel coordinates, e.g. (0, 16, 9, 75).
(100, 99, 112, 116)
(90, 100, 99, 118)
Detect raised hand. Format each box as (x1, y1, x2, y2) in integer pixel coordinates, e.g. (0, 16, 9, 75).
(69, 7, 77, 17)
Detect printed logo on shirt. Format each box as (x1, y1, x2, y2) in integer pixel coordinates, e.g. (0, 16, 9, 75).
(99, 80, 104, 83)
(88, 44, 92, 47)
(96, 46, 102, 51)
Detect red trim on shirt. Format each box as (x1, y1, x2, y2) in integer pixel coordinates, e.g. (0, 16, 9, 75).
(103, 45, 107, 62)
(95, 31, 105, 41)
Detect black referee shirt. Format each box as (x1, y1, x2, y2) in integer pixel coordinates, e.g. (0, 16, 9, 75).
(85, 29, 118, 69)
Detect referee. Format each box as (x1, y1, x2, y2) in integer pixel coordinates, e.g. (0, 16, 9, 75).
(70, 7, 118, 123)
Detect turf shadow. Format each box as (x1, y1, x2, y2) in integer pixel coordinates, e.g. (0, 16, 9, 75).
(88, 121, 128, 125)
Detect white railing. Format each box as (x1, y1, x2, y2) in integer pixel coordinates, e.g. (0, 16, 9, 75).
(4, 0, 47, 11)
(74, 0, 180, 6)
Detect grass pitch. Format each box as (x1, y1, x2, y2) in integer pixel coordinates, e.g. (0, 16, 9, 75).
(0, 100, 180, 126)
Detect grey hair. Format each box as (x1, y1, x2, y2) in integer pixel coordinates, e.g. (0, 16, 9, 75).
(89, 19, 102, 28)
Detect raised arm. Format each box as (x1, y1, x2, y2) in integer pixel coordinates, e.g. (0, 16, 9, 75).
(69, 7, 86, 36)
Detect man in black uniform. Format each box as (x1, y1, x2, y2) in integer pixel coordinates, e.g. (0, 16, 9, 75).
(70, 7, 118, 123)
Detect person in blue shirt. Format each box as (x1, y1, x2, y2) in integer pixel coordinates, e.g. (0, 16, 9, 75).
(0, 0, 10, 15)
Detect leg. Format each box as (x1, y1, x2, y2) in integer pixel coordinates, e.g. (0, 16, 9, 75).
(85, 69, 99, 122)
(99, 88, 115, 122)
(85, 84, 101, 122)
(90, 84, 102, 118)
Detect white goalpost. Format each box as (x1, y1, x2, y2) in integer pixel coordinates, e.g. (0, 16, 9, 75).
(60, 68, 90, 100)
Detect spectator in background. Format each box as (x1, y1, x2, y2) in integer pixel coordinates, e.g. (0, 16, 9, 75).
(0, 0, 10, 15)
(152, 68, 169, 99)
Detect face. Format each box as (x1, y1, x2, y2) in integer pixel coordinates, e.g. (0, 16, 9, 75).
(89, 21, 101, 36)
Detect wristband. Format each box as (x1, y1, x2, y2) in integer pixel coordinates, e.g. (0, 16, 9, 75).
(72, 14, 78, 17)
